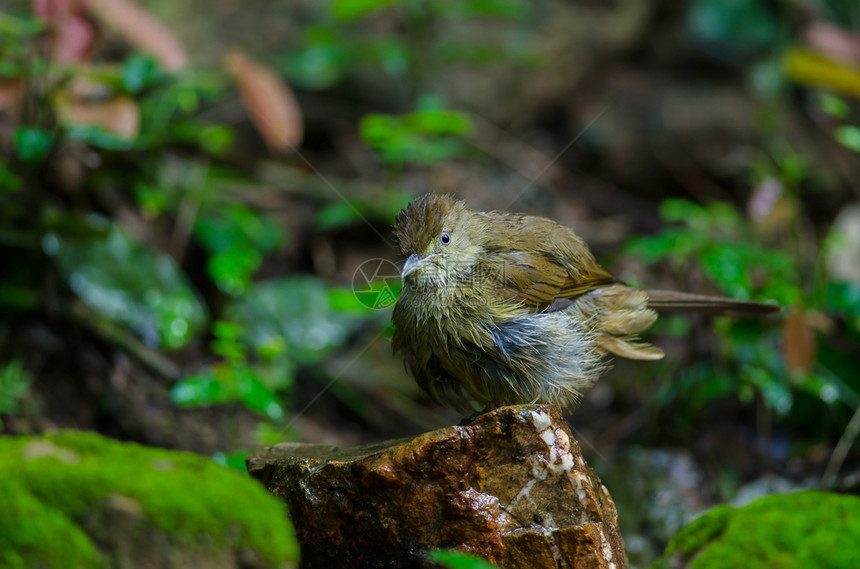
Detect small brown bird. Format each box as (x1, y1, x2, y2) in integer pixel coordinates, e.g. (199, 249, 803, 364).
(392, 194, 779, 411)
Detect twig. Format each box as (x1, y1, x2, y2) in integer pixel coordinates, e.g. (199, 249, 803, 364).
(822, 402, 860, 487)
(66, 301, 183, 381)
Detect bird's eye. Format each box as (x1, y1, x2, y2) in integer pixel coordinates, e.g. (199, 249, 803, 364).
(440, 232, 451, 246)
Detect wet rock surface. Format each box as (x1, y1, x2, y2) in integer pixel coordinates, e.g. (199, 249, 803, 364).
(247, 404, 627, 569)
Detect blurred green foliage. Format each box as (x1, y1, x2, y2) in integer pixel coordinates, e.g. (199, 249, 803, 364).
(628, 195, 860, 437)
(0, 361, 31, 430)
(428, 549, 499, 569)
(627, 199, 799, 304)
(194, 204, 286, 297)
(0, 10, 366, 436)
(170, 277, 380, 421)
(1, 0, 859, 565)
(0, 0, 542, 441)
(687, 0, 781, 59)
(50, 224, 207, 349)
(360, 96, 475, 165)
(1, 0, 857, 500)
(282, 0, 534, 90)
(281, 0, 532, 178)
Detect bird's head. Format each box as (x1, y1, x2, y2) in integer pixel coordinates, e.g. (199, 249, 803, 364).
(394, 194, 488, 286)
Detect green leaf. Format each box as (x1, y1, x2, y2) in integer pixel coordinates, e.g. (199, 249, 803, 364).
(699, 245, 753, 298)
(314, 192, 415, 230)
(224, 276, 364, 364)
(0, 359, 31, 416)
(659, 198, 707, 225)
(169, 121, 234, 154)
(355, 36, 411, 76)
(742, 366, 792, 414)
(329, 286, 396, 314)
(171, 373, 225, 406)
(331, 0, 397, 21)
(122, 54, 160, 93)
(442, 0, 529, 19)
(65, 125, 135, 150)
(282, 27, 348, 90)
(195, 205, 284, 255)
(194, 205, 284, 296)
(427, 550, 499, 569)
(172, 363, 287, 421)
(835, 125, 860, 153)
(625, 231, 693, 264)
(53, 224, 206, 349)
(359, 107, 474, 165)
(824, 283, 860, 317)
(408, 109, 473, 136)
(817, 93, 850, 119)
(315, 202, 362, 230)
(0, 13, 46, 38)
(207, 246, 262, 296)
(134, 184, 170, 218)
(236, 370, 285, 421)
(41, 210, 110, 239)
(196, 124, 234, 155)
(0, 283, 39, 310)
(212, 450, 250, 473)
(13, 127, 54, 164)
(0, 161, 22, 192)
(687, 0, 779, 57)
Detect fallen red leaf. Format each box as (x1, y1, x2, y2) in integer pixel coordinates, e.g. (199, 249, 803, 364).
(32, 0, 96, 62)
(54, 89, 140, 139)
(805, 21, 860, 64)
(782, 309, 817, 373)
(0, 80, 26, 111)
(225, 48, 304, 153)
(84, 0, 187, 70)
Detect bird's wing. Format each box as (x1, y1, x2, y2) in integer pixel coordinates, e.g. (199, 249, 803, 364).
(490, 254, 616, 311)
(480, 213, 617, 310)
(478, 214, 666, 360)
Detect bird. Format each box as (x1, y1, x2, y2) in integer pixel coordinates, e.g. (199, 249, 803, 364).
(391, 193, 779, 412)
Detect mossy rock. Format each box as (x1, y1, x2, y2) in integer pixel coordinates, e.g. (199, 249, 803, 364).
(649, 490, 860, 569)
(0, 430, 298, 568)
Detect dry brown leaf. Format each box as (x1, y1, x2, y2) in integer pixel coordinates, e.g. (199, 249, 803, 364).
(85, 0, 187, 70)
(54, 90, 140, 140)
(782, 309, 817, 373)
(225, 48, 304, 152)
(0, 79, 26, 111)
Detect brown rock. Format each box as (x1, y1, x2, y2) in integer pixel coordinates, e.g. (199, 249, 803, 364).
(247, 404, 627, 569)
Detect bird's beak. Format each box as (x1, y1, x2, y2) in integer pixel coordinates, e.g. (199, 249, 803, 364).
(401, 253, 438, 279)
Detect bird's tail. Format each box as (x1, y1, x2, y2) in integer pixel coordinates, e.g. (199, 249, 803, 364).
(644, 290, 781, 316)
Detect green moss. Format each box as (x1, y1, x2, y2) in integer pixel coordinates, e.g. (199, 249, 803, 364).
(652, 491, 860, 569)
(0, 431, 298, 567)
(665, 504, 734, 556)
(0, 479, 98, 569)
